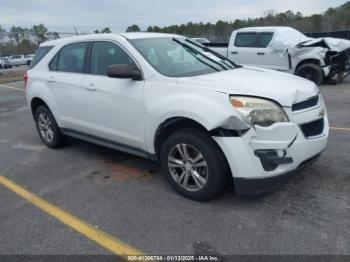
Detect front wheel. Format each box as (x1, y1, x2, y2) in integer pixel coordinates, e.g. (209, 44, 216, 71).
(295, 63, 324, 86)
(160, 129, 229, 201)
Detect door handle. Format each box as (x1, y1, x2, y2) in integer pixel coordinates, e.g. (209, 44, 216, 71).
(231, 51, 239, 54)
(257, 52, 265, 55)
(47, 76, 55, 83)
(86, 83, 96, 91)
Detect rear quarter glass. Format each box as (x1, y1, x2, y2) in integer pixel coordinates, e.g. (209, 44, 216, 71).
(29, 46, 54, 69)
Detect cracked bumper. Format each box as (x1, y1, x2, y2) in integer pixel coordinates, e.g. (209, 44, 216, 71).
(213, 106, 329, 196)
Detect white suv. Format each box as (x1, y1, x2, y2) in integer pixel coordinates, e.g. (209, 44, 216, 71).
(26, 33, 329, 201)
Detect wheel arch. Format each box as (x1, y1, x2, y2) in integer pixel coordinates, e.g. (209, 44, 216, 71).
(30, 97, 50, 117)
(154, 117, 209, 161)
(294, 58, 322, 73)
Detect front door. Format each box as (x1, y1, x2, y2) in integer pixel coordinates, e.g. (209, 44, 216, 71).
(82, 41, 145, 151)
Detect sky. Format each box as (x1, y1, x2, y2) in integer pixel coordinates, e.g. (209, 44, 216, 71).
(0, 0, 347, 33)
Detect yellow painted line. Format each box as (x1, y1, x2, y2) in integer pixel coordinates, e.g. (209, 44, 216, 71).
(331, 127, 350, 132)
(0, 175, 144, 258)
(0, 83, 25, 92)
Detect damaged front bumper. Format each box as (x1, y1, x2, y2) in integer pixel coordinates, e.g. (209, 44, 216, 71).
(213, 101, 329, 196)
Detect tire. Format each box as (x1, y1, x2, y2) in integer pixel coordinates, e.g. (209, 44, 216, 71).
(160, 128, 229, 201)
(34, 105, 67, 148)
(295, 63, 324, 86)
(26, 60, 31, 66)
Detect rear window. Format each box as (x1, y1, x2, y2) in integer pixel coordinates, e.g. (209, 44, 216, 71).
(29, 46, 53, 69)
(234, 33, 258, 47)
(56, 42, 88, 73)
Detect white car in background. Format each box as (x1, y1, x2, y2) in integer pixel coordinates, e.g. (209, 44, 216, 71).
(25, 33, 328, 200)
(9, 54, 34, 66)
(0, 57, 12, 69)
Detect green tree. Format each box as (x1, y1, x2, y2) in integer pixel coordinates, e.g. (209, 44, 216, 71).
(94, 27, 111, 34)
(0, 25, 7, 42)
(101, 27, 111, 33)
(32, 24, 48, 44)
(126, 24, 141, 32)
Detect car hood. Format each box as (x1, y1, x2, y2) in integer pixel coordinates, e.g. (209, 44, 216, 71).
(299, 37, 350, 52)
(177, 67, 319, 107)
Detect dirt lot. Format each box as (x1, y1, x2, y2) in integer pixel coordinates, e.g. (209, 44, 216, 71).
(0, 79, 349, 258)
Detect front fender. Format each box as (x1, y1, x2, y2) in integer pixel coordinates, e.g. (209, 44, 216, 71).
(290, 46, 327, 69)
(144, 89, 248, 153)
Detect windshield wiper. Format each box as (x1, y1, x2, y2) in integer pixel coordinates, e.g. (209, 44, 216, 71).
(185, 38, 241, 69)
(173, 38, 229, 71)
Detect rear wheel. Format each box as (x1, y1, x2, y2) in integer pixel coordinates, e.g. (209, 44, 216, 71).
(34, 106, 67, 148)
(295, 63, 324, 86)
(160, 129, 229, 201)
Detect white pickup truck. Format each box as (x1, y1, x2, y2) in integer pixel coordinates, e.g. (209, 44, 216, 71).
(9, 54, 34, 67)
(207, 27, 350, 85)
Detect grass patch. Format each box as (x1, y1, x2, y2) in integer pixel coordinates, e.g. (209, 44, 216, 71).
(0, 76, 23, 84)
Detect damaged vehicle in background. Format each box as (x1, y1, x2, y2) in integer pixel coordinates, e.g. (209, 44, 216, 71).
(0, 57, 12, 69)
(207, 27, 350, 85)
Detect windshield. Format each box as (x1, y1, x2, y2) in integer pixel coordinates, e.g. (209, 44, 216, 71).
(130, 37, 237, 77)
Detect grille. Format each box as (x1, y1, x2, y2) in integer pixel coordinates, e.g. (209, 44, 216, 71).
(292, 95, 319, 111)
(300, 118, 324, 138)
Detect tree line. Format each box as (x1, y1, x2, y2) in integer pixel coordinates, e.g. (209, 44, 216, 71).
(0, 24, 61, 56)
(127, 1, 350, 42)
(1, 1, 349, 55)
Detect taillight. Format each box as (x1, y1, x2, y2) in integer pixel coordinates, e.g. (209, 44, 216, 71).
(24, 72, 28, 88)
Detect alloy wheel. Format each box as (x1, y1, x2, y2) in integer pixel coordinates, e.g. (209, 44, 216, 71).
(37, 112, 54, 143)
(168, 143, 208, 192)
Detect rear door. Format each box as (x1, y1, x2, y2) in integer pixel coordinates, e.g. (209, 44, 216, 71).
(47, 42, 88, 131)
(228, 32, 258, 66)
(254, 32, 290, 71)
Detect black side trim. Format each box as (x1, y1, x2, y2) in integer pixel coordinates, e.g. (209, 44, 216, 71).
(288, 53, 292, 70)
(210, 127, 249, 137)
(234, 153, 321, 196)
(203, 43, 229, 48)
(61, 128, 151, 159)
(85, 41, 93, 74)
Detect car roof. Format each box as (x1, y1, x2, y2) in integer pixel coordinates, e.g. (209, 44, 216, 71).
(40, 32, 182, 47)
(237, 26, 292, 32)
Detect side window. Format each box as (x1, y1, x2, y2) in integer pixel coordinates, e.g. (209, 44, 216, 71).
(258, 32, 274, 48)
(90, 41, 136, 76)
(29, 46, 53, 69)
(57, 42, 88, 73)
(234, 33, 258, 48)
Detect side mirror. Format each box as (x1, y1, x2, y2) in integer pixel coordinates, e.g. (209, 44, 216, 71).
(107, 64, 142, 80)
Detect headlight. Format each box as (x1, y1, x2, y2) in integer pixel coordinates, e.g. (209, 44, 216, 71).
(230, 96, 288, 127)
